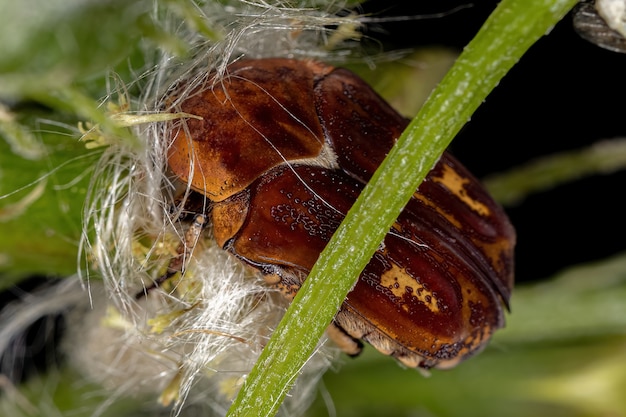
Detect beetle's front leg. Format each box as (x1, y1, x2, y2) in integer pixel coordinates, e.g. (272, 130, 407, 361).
(136, 213, 208, 298)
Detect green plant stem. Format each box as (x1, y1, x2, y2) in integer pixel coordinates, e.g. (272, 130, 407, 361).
(227, 0, 578, 416)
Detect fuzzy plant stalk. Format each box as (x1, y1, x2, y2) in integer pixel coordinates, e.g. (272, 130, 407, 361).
(226, 0, 579, 416)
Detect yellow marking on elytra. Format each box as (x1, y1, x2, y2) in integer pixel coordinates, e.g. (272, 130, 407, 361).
(412, 192, 462, 229)
(435, 165, 491, 217)
(380, 263, 440, 313)
(479, 237, 515, 275)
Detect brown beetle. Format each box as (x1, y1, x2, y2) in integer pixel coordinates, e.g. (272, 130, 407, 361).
(164, 58, 515, 369)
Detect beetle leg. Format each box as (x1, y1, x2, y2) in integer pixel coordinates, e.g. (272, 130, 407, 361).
(244, 265, 306, 300)
(135, 214, 208, 298)
(326, 321, 363, 357)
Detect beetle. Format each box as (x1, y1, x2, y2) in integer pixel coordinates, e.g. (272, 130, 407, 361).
(162, 58, 515, 369)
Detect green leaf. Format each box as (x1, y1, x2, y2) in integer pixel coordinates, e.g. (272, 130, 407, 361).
(0, 109, 98, 286)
